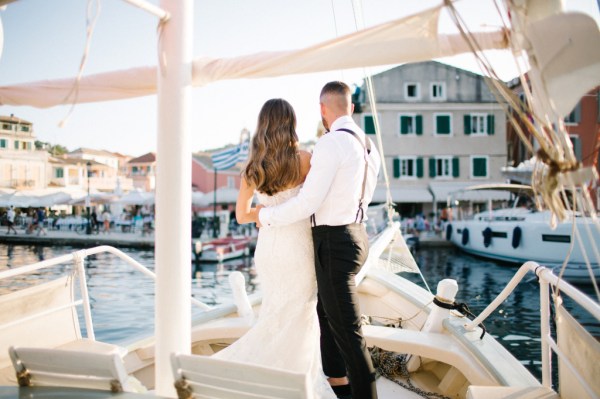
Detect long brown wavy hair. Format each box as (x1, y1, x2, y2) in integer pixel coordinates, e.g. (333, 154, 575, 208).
(243, 99, 301, 196)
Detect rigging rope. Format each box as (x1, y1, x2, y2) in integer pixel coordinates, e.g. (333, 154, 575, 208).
(59, 0, 102, 128)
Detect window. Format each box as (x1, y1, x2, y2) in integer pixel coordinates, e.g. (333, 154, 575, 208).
(429, 156, 459, 178)
(404, 83, 420, 100)
(430, 82, 445, 101)
(14, 140, 19, 150)
(146, 165, 152, 172)
(55, 168, 64, 178)
(2, 123, 11, 131)
(0, 139, 6, 149)
(569, 135, 582, 161)
(471, 156, 489, 178)
(464, 113, 495, 135)
(20, 125, 30, 132)
(434, 114, 452, 135)
(393, 157, 423, 179)
(363, 114, 376, 135)
(132, 166, 139, 174)
(398, 114, 423, 135)
(564, 103, 581, 125)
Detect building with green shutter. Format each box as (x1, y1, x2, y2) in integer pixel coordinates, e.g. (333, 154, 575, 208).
(353, 61, 508, 222)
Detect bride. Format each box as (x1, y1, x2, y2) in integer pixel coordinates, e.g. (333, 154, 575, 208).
(212, 98, 336, 398)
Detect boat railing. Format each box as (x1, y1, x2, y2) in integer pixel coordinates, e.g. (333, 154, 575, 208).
(0, 245, 212, 342)
(464, 261, 600, 396)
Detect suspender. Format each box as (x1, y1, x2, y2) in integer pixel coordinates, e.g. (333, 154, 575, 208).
(310, 128, 371, 227)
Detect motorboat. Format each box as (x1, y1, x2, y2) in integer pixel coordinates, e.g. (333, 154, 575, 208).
(193, 235, 253, 262)
(446, 184, 600, 284)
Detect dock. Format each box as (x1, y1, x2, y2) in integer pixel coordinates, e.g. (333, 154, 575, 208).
(0, 228, 452, 250)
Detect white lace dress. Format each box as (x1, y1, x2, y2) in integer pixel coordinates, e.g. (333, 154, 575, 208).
(213, 186, 336, 398)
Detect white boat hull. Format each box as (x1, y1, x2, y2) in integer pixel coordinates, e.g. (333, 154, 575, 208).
(447, 210, 600, 283)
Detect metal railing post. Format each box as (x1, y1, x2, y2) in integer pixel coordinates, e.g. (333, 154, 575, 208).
(73, 251, 95, 341)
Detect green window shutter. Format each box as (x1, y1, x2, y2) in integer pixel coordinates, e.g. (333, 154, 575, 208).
(364, 115, 375, 134)
(487, 114, 495, 135)
(436, 115, 450, 134)
(0, 139, 5, 148)
(416, 115, 423, 135)
(473, 157, 487, 177)
(14, 140, 19, 149)
(464, 114, 471, 135)
(416, 157, 424, 178)
(393, 158, 400, 178)
(452, 157, 460, 178)
(400, 116, 409, 135)
(429, 158, 436, 178)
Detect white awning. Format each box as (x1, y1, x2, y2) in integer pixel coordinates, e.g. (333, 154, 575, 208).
(372, 186, 432, 203)
(430, 181, 511, 204)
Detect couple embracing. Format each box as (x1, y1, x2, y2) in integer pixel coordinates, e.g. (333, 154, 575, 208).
(214, 81, 381, 399)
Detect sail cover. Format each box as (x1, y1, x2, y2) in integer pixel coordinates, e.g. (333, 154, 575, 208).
(0, 5, 507, 108)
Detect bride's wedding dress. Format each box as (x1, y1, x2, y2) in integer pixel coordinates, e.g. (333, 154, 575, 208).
(213, 186, 336, 398)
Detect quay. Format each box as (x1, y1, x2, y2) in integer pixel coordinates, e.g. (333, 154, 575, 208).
(0, 228, 452, 250)
(0, 228, 154, 249)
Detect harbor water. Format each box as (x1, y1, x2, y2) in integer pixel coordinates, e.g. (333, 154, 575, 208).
(0, 243, 598, 381)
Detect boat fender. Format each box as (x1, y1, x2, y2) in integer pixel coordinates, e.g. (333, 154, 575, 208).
(446, 223, 452, 241)
(407, 279, 458, 372)
(228, 272, 254, 322)
(483, 227, 492, 248)
(512, 226, 522, 249)
(461, 228, 469, 245)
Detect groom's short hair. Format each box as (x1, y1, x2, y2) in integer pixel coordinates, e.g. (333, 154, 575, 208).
(320, 81, 351, 99)
(320, 81, 352, 113)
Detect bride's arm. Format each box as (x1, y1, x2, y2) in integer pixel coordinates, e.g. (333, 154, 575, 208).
(236, 177, 259, 224)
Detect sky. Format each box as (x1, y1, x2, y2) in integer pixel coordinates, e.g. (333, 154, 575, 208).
(0, 0, 598, 157)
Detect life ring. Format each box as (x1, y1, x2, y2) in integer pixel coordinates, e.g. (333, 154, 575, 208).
(446, 224, 452, 241)
(483, 227, 492, 248)
(461, 228, 469, 246)
(512, 226, 522, 249)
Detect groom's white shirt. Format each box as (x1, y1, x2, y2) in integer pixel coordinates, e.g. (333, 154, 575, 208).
(259, 115, 381, 228)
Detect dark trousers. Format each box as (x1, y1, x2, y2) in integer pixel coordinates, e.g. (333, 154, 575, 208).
(312, 224, 377, 399)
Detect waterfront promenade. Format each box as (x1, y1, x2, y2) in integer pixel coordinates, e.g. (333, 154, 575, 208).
(0, 228, 155, 249)
(0, 227, 451, 250)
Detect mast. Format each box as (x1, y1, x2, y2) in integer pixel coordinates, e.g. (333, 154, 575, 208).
(155, 0, 192, 396)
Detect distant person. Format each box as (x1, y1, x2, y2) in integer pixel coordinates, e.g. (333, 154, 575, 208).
(6, 206, 18, 234)
(35, 208, 47, 236)
(102, 210, 111, 233)
(91, 210, 99, 233)
(26, 209, 38, 234)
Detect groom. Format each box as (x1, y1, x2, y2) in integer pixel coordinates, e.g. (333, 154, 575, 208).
(258, 81, 381, 399)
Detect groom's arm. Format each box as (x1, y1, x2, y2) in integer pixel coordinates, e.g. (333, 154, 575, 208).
(259, 136, 340, 227)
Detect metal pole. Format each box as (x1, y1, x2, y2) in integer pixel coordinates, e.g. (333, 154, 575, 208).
(155, 0, 192, 395)
(213, 168, 217, 238)
(86, 161, 92, 235)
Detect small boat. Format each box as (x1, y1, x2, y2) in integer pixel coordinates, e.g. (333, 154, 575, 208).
(194, 236, 253, 262)
(446, 184, 600, 284)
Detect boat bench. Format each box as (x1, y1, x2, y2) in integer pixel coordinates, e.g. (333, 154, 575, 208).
(8, 345, 146, 393)
(362, 325, 495, 386)
(171, 353, 312, 399)
(466, 386, 558, 399)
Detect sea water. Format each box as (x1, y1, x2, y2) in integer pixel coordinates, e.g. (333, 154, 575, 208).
(0, 243, 597, 380)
